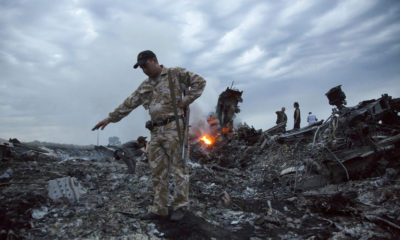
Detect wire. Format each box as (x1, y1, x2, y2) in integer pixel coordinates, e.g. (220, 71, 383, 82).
(324, 146, 349, 181)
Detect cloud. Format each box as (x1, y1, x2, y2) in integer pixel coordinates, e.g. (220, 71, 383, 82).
(216, 5, 267, 53)
(195, 4, 269, 67)
(180, 11, 209, 51)
(213, 0, 246, 17)
(278, 0, 315, 25)
(307, 0, 377, 37)
(339, 15, 386, 39)
(0, 0, 399, 144)
(231, 45, 266, 73)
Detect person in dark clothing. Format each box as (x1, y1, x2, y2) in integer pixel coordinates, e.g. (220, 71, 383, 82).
(275, 107, 287, 132)
(293, 102, 301, 130)
(114, 136, 148, 174)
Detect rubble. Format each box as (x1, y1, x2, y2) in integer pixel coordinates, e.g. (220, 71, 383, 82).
(1, 88, 400, 239)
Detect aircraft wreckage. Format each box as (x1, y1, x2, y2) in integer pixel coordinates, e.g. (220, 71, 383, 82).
(1, 85, 399, 239)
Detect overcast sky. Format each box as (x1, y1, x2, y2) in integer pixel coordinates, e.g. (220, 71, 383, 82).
(1, 0, 399, 145)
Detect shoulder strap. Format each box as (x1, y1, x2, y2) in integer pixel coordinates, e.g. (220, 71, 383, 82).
(167, 69, 183, 145)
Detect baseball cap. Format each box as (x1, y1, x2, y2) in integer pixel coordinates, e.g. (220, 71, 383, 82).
(137, 136, 147, 143)
(133, 50, 156, 69)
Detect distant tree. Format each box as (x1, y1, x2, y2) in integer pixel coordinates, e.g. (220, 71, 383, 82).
(108, 136, 121, 146)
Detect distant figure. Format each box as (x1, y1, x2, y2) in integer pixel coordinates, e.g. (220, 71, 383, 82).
(275, 107, 287, 132)
(307, 112, 318, 126)
(114, 136, 148, 174)
(293, 102, 301, 130)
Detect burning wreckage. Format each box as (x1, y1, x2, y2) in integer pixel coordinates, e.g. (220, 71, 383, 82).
(1, 86, 400, 239)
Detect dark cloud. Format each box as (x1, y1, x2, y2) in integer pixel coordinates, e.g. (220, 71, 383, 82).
(0, 0, 399, 144)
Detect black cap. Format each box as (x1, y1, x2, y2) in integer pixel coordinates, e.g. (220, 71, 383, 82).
(133, 50, 156, 69)
(137, 136, 147, 143)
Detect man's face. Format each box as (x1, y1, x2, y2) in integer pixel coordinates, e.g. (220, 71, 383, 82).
(140, 58, 160, 77)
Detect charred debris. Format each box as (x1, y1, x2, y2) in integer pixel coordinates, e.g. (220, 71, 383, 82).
(1, 85, 400, 239)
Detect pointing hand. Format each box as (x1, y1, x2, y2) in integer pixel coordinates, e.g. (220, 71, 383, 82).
(92, 118, 110, 131)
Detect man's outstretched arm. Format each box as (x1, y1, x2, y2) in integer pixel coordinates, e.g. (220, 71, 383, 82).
(91, 79, 150, 131)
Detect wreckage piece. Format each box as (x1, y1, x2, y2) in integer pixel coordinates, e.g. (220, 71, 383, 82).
(216, 87, 243, 132)
(298, 133, 400, 189)
(264, 122, 286, 136)
(326, 91, 400, 148)
(326, 133, 400, 183)
(277, 120, 323, 144)
(325, 85, 347, 110)
(311, 88, 400, 151)
(47, 176, 87, 203)
(236, 124, 262, 145)
(303, 190, 358, 214)
(8, 138, 49, 154)
(341, 98, 396, 143)
(0, 142, 13, 160)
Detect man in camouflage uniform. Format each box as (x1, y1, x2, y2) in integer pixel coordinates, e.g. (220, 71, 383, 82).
(92, 50, 206, 221)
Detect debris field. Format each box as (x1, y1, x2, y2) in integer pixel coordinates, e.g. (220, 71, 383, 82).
(1, 88, 400, 239)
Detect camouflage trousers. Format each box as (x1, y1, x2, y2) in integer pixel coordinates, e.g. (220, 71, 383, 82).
(147, 120, 189, 216)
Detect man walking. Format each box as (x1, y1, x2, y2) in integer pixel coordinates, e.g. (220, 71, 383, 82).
(92, 50, 206, 221)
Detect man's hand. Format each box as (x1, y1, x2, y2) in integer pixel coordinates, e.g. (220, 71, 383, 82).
(178, 100, 188, 108)
(92, 118, 110, 131)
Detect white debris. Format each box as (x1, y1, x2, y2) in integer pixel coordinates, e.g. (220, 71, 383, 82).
(47, 176, 87, 203)
(32, 207, 48, 220)
(231, 220, 240, 225)
(189, 161, 202, 169)
(280, 165, 304, 176)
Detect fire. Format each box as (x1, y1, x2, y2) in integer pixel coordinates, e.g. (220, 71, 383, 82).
(200, 135, 213, 145)
(221, 127, 229, 134)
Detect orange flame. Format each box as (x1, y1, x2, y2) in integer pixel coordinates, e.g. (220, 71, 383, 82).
(200, 135, 213, 145)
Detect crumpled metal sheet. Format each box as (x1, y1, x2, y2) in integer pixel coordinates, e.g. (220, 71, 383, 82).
(47, 176, 87, 203)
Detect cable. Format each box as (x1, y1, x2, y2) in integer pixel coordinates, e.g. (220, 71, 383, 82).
(324, 146, 349, 181)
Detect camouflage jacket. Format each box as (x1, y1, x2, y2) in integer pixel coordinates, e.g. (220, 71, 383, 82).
(108, 66, 206, 122)
(276, 111, 287, 124)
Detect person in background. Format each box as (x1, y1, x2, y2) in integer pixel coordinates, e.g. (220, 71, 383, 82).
(307, 112, 318, 126)
(275, 107, 287, 132)
(113, 136, 148, 174)
(293, 102, 301, 130)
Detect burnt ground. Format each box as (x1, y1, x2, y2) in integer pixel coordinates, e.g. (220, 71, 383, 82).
(1, 128, 400, 239)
